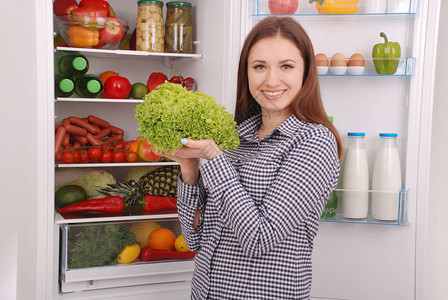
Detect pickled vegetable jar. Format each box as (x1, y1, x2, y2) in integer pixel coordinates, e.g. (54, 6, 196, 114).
(165, 2, 193, 53)
(136, 0, 164, 52)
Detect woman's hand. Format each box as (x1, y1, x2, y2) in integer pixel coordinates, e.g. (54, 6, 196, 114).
(157, 138, 223, 185)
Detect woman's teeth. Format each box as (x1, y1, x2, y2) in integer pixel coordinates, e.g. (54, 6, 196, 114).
(264, 90, 284, 96)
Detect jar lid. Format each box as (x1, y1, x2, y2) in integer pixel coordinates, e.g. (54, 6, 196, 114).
(348, 132, 365, 137)
(72, 57, 87, 71)
(138, 0, 163, 5)
(379, 133, 398, 137)
(166, 1, 192, 6)
(59, 78, 74, 93)
(87, 79, 101, 94)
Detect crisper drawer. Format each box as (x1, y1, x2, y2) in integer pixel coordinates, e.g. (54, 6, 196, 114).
(60, 219, 195, 293)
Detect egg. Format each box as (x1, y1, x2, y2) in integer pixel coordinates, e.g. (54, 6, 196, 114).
(315, 53, 329, 67)
(348, 53, 365, 67)
(330, 53, 347, 67)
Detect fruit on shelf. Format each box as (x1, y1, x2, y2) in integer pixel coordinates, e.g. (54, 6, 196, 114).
(99, 70, 119, 97)
(99, 17, 126, 44)
(104, 75, 131, 99)
(146, 72, 168, 92)
(137, 139, 163, 162)
(147, 228, 176, 251)
(175, 235, 190, 253)
(268, 0, 299, 14)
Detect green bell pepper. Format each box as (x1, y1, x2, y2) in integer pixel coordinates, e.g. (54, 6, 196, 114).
(372, 32, 401, 75)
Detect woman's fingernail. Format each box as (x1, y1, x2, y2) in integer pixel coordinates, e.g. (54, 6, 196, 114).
(180, 139, 188, 145)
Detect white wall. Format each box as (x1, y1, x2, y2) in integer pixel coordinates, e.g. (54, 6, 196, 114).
(427, 1, 448, 299)
(0, 0, 38, 299)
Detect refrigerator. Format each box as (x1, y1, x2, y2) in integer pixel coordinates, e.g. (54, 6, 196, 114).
(28, 0, 440, 299)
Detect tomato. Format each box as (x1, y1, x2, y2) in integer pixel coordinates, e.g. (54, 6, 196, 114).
(104, 76, 132, 99)
(112, 150, 125, 163)
(61, 151, 75, 164)
(72, 150, 81, 163)
(146, 72, 168, 92)
(101, 150, 113, 163)
(125, 151, 138, 162)
(124, 140, 135, 150)
(268, 0, 298, 14)
(99, 70, 119, 97)
(113, 141, 126, 150)
(137, 139, 162, 162)
(80, 150, 90, 163)
(88, 146, 102, 161)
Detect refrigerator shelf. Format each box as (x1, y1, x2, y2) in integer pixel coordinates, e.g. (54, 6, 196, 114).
(55, 209, 179, 224)
(56, 97, 144, 104)
(320, 187, 409, 226)
(317, 57, 416, 77)
(55, 46, 202, 61)
(251, 0, 419, 17)
(56, 161, 179, 168)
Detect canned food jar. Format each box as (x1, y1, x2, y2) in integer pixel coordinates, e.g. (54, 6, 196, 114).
(136, 0, 164, 52)
(165, 2, 193, 53)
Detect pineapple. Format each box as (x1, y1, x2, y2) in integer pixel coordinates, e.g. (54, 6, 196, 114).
(99, 165, 181, 206)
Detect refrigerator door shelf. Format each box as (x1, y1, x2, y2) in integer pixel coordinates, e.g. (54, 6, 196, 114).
(320, 187, 409, 226)
(251, 0, 419, 16)
(55, 161, 179, 169)
(319, 57, 415, 77)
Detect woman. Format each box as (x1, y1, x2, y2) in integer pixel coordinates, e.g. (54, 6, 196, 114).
(161, 16, 342, 300)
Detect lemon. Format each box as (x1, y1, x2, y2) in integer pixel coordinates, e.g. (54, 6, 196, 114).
(174, 234, 190, 253)
(117, 244, 141, 264)
(131, 82, 149, 99)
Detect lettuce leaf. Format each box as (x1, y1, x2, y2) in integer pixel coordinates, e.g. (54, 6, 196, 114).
(134, 82, 240, 153)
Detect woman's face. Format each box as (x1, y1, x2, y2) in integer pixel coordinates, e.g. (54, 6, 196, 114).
(247, 36, 305, 118)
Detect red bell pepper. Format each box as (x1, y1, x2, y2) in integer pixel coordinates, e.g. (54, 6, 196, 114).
(56, 196, 125, 213)
(72, 2, 107, 22)
(53, 0, 79, 18)
(139, 195, 177, 211)
(79, 0, 114, 17)
(140, 247, 196, 261)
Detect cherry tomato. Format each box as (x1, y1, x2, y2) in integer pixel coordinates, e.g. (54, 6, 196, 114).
(169, 75, 183, 84)
(268, 0, 298, 14)
(72, 150, 81, 163)
(88, 146, 102, 161)
(113, 141, 126, 150)
(125, 151, 138, 162)
(112, 151, 125, 163)
(61, 151, 75, 164)
(101, 151, 112, 163)
(80, 150, 90, 163)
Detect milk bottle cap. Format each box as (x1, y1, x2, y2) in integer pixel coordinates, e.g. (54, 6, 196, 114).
(379, 133, 398, 137)
(348, 132, 365, 137)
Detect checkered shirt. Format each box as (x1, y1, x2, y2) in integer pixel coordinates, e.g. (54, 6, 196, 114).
(177, 114, 340, 300)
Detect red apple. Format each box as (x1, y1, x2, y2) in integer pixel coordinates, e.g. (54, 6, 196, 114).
(146, 72, 168, 92)
(99, 17, 125, 44)
(268, 0, 299, 14)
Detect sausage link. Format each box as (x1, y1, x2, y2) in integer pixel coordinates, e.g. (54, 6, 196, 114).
(87, 115, 111, 128)
(62, 134, 70, 147)
(94, 127, 112, 139)
(86, 133, 104, 145)
(110, 126, 124, 135)
(68, 116, 99, 134)
(55, 126, 66, 155)
(103, 134, 123, 144)
(64, 124, 88, 136)
(73, 135, 88, 145)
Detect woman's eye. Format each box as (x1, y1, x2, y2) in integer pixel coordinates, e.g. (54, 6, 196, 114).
(282, 64, 293, 69)
(253, 65, 265, 70)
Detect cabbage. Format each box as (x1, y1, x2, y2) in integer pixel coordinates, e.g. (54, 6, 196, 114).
(55, 168, 116, 199)
(123, 166, 159, 182)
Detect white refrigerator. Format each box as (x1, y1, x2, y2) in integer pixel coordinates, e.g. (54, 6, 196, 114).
(25, 0, 440, 299)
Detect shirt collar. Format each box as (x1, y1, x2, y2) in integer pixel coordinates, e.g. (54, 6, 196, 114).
(238, 114, 304, 142)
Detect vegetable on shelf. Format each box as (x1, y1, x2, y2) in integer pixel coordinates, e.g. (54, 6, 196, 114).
(139, 195, 177, 211)
(53, 0, 79, 18)
(140, 247, 196, 261)
(309, 0, 359, 14)
(68, 26, 100, 48)
(135, 82, 240, 153)
(56, 196, 125, 213)
(372, 32, 401, 75)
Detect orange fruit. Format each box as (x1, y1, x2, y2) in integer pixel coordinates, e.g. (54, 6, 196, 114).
(174, 235, 190, 253)
(137, 139, 162, 162)
(135, 136, 142, 143)
(129, 141, 139, 153)
(99, 71, 119, 97)
(147, 228, 176, 251)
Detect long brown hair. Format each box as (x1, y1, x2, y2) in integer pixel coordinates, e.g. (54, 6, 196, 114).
(234, 16, 343, 160)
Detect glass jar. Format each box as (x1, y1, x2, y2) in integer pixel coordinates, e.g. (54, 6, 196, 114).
(136, 0, 164, 52)
(165, 1, 193, 53)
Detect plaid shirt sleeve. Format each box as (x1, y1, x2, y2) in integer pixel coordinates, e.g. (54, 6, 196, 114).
(177, 174, 207, 252)
(199, 133, 339, 258)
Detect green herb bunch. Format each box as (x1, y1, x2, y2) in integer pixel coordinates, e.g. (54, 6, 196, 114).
(68, 224, 137, 269)
(135, 82, 240, 153)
